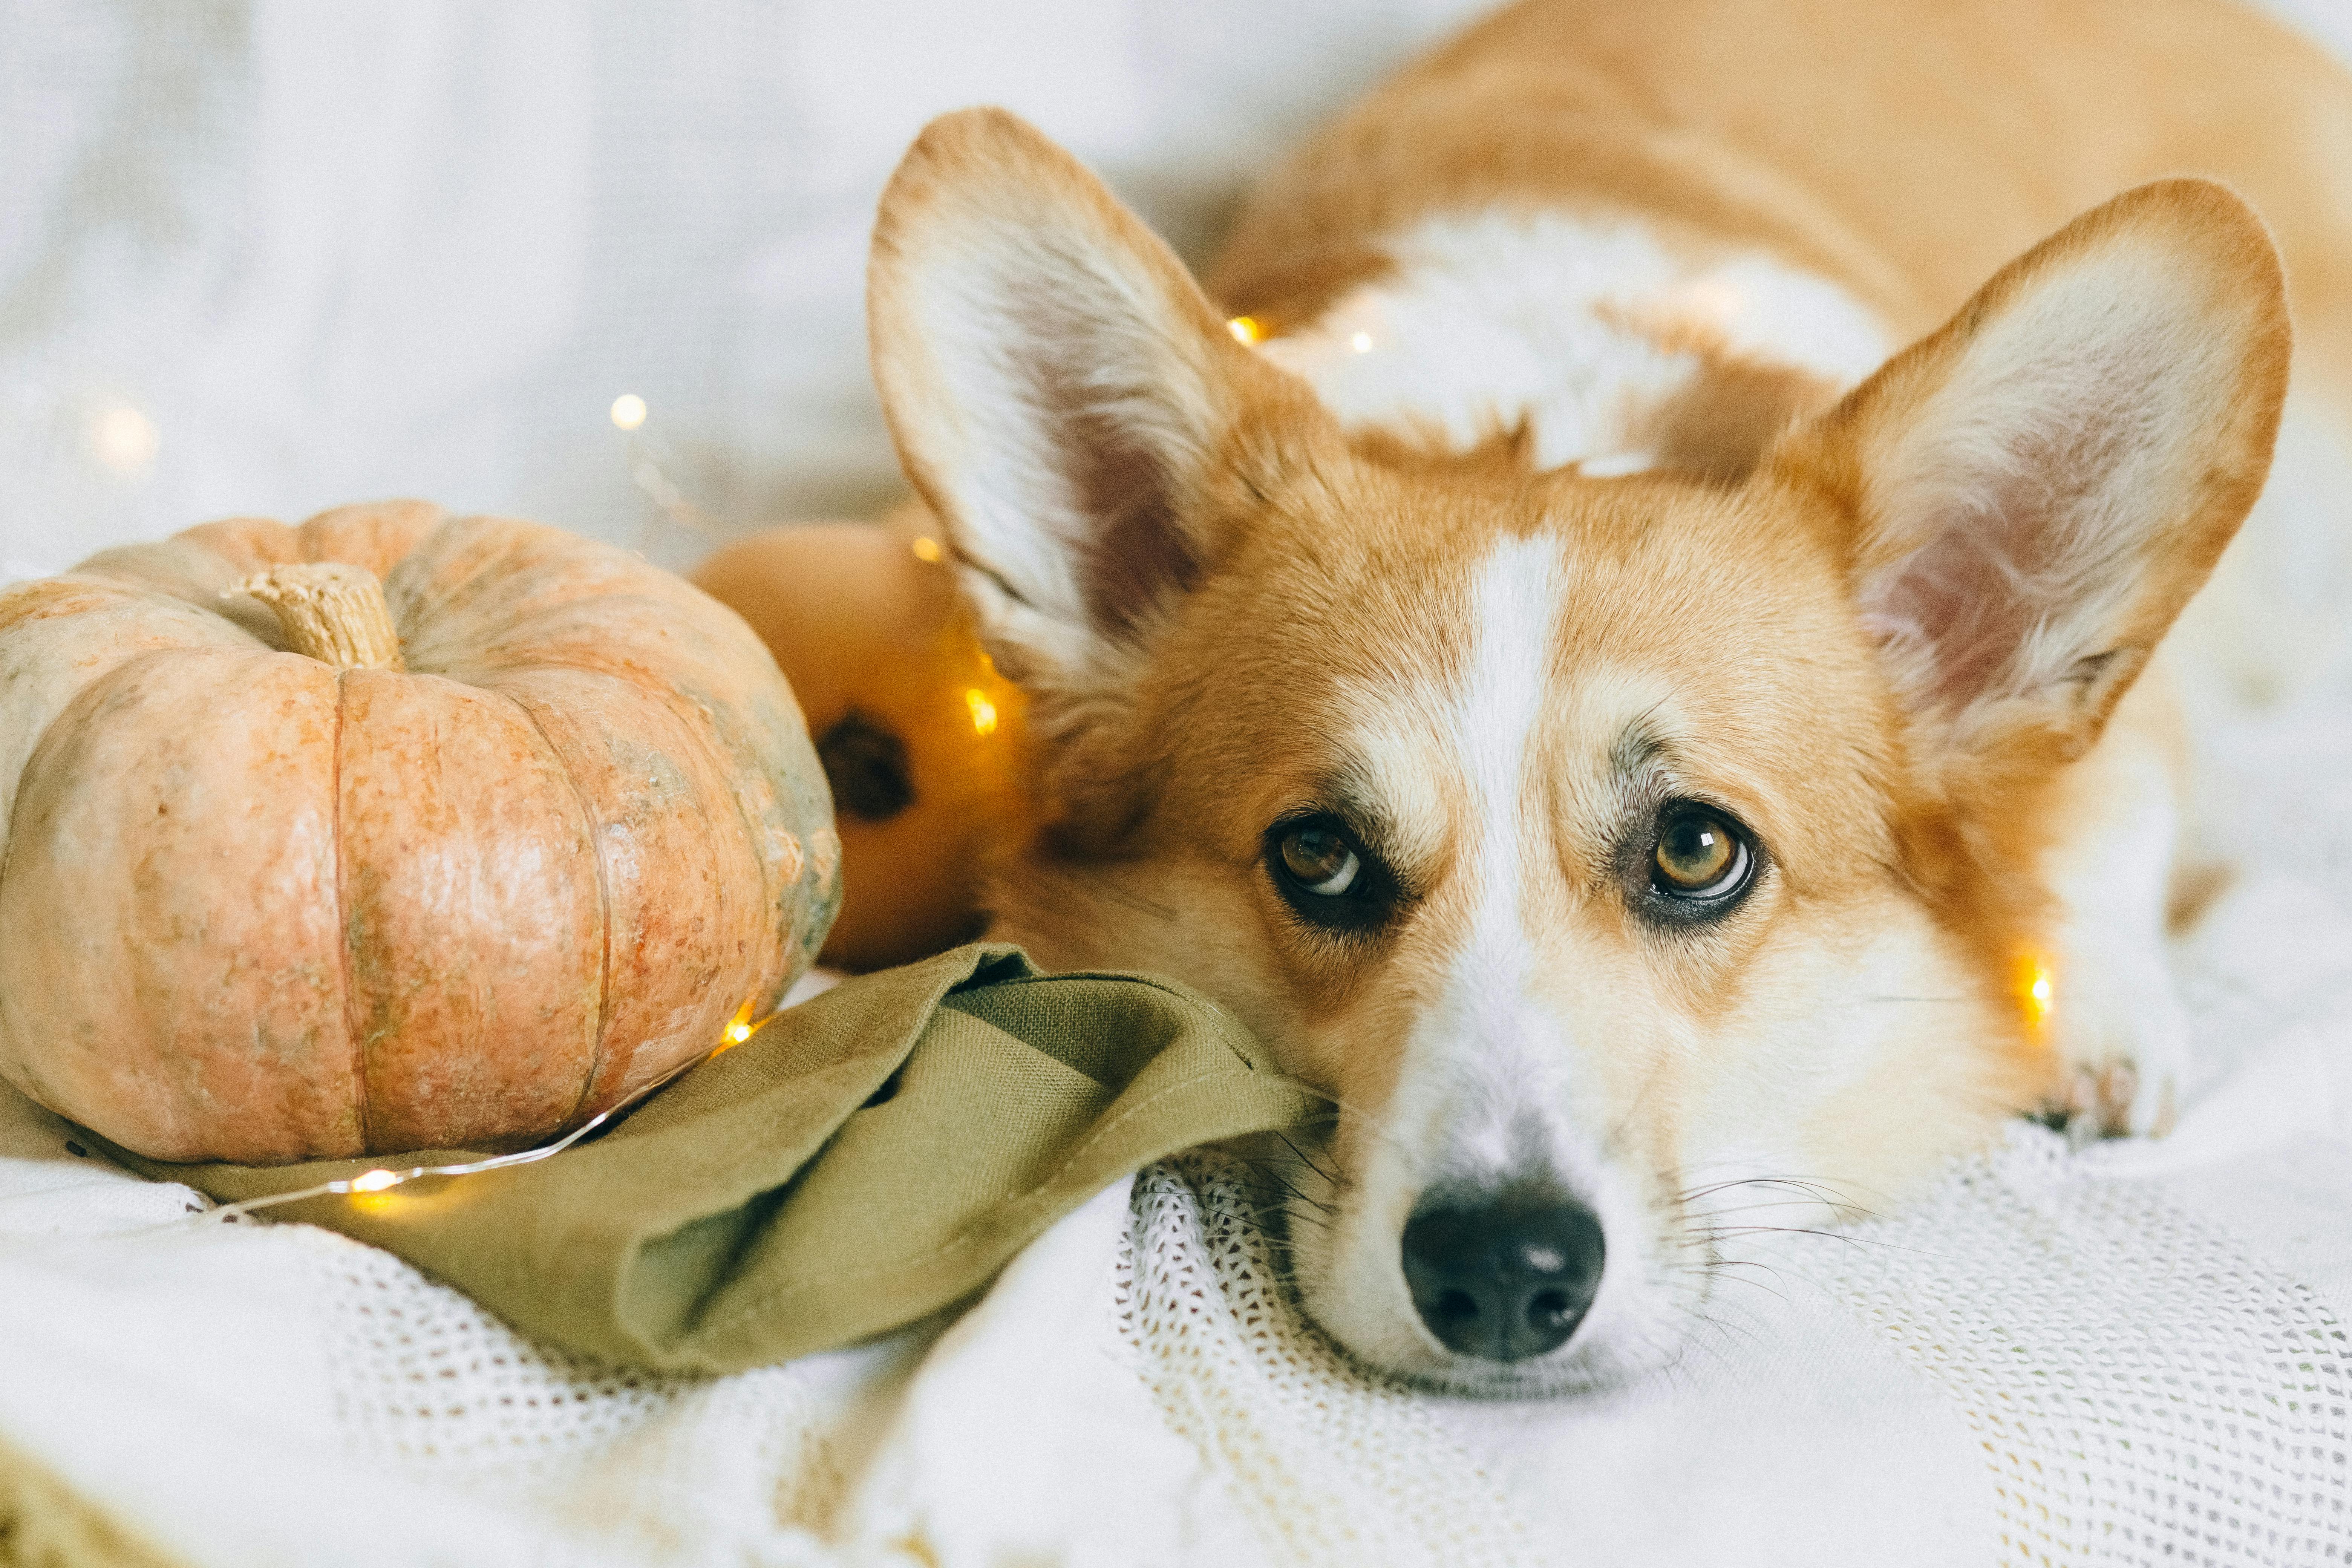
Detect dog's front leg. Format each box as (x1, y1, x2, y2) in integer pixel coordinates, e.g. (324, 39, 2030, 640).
(2037, 659, 2197, 1140)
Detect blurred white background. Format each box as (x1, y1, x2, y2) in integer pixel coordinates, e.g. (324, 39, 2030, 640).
(5, 0, 2349, 582)
(0, 0, 1497, 580)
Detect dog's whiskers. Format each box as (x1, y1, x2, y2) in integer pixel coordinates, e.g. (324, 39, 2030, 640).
(1285, 1093, 1419, 1168)
(1679, 1221, 1940, 1260)
(1678, 1174, 1851, 1205)
(1684, 1196, 1854, 1221)
(1272, 1131, 1339, 1186)
(1223, 1171, 1336, 1217)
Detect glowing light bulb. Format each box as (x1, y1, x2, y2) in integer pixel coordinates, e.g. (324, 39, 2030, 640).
(1227, 315, 1265, 346)
(347, 1169, 400, 1193)
(2016, 950, 2056, 1038)
(609, 394, 648, 431)
(1348, 331, 1374, 354)
(910, 535, 943, 564)
(89, 403, 158, 472)
(965, 688, 999, 737)
(716, 997, 758, 1053)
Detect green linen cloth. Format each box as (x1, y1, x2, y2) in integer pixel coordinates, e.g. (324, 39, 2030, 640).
(101, 945, 1328, 1374)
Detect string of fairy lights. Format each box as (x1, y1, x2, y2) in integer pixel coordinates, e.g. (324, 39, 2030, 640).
(191, 1000, 773, 1224)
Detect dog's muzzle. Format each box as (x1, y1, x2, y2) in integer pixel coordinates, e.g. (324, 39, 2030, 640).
(1401, 1185, 1605, 1362)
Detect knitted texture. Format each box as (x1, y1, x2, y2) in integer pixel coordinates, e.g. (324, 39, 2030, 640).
(1833, 1130, 2352, 1563)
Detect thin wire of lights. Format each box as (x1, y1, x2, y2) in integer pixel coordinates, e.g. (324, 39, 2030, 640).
(191, 999, 776, 1225)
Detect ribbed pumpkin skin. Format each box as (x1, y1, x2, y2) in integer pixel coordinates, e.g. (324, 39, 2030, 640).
(0, 501, 839, 1164)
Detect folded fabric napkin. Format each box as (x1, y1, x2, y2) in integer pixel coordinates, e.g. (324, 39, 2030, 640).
(97, 945, 1328, 1373)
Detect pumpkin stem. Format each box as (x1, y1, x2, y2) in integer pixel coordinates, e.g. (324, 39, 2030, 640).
(232, 564, 407, 672)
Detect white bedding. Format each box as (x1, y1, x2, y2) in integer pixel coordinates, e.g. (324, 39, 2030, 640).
(5, 4, 2352, 1563)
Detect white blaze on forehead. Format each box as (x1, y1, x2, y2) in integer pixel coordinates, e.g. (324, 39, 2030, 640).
(1458, 534, 1569, 920)
(1332, 535, 1568, 876)
(1399, 533, 1575, 1184)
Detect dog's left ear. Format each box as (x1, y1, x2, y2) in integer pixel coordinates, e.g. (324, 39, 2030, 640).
(1773, 178, 2289, 775)
(867, 107, 1328, 707)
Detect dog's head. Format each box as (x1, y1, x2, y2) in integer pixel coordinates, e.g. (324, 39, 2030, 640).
(867, 109, 2288, 1392)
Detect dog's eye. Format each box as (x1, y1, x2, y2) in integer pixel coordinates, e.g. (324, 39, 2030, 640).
(1265, 816, 1393, 933)
(1280, 826, 1360, 896)
(1651, 807, 1752, 900)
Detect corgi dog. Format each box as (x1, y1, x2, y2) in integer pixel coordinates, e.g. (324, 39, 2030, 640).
(862, 0, 2352, 1392)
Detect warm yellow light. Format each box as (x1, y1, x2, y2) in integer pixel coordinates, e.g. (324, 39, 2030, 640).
(1227, 315, 1265, 346)
(910, 535, 943, 564)
(965, 688, 999, 737)
(348, 1168, 400, 1193)
(90, 403, 158, 472)
(715, 997, 758, 1054)
(1348, 331, 1374, 354)
(2016, 950, 2056, 1038)
(609, 394, 648, 431)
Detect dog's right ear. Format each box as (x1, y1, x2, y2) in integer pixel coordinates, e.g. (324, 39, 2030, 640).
(868, 108, 1325, 703)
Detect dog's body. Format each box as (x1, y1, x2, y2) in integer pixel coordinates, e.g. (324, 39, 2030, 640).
(865, 0, 2350, 1391)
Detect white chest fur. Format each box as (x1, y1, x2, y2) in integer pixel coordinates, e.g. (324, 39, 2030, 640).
(1258, 210, 1892, 473)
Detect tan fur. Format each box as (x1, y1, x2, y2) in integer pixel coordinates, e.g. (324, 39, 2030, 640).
(865, 1, 2325, 1390)
(1213, 0, 2352, 406)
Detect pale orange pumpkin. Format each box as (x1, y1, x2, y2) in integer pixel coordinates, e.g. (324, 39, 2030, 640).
(691, 510, 1030, 972)
(0, 500, 838, 1164)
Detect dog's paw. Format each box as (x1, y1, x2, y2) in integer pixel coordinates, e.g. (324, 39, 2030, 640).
(2038, 959, 2187, 1144)
(2041, 1054, 2177, 1147)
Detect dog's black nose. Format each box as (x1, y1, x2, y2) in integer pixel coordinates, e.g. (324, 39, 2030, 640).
(1401, 1190, 1605, 1362)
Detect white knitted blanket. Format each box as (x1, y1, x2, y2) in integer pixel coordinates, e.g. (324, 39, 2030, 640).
(4, 682, 2349, 1568)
